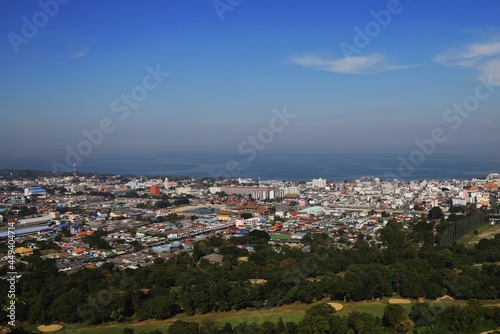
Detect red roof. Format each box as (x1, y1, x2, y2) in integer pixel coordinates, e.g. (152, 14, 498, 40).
(218, 210, 236, 215)
(256, 207, 270, 213)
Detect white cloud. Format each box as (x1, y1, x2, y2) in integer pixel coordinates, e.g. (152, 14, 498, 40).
(463, 41, 500, 59)
(289, 53, 413, 74)
(38, 46, 90, 63)
(434, 39, 500, 85)
(478, 57, 500, 85)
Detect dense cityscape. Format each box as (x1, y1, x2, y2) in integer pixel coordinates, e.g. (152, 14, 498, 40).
(2, 170, 500, 272)
(1, 169, 500, 333)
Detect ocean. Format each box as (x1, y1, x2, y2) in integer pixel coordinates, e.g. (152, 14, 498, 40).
(4, 152, 500, 181)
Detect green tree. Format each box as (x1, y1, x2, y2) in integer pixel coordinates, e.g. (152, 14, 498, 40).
(248, 230, 271, 243)
(276, 318, 286, 334)
(47, 288, 86, 323)
(219, 322, 234, 334)
(259, 321, 278, 334)
(6, 327, 36, 334)
(347, 311, 383, 334)
(343, 264, 391, 301)
(410, 303, 440, 327)
(382, 304, 414, 332)
(285, 322, 298, 334)
(84, 231, 112, 250)
(382, 304, 406, 327)
(297, 303, 347, 334)
(240, 212, 253, 219)
(168, 320, 200, 334)
(379, 220, 407, 250)
(438, 305, 471, 332)
(428, 206, 444, 220)
(199, 319, 221, 334)
(136, 296, 178, 321)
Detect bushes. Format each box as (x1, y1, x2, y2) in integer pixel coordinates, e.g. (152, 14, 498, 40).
(136, 296, 179, 321)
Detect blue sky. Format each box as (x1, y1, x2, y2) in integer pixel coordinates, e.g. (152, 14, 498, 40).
(1, 0, 500, 171)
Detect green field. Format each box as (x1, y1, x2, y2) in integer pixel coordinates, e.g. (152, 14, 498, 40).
(47, 303, 311, 334)
(343, 301, 401, 318)
(335, 298, 466, 318)
(457, 223, 500, 246)
(26, 297, 493, 334)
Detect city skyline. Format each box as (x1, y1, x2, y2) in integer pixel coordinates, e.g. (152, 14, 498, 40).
(1, 0, 500, 172)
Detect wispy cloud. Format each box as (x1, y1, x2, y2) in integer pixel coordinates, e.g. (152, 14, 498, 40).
(69, 47, 89, 59)
(434, 39, 500, 84)
(288, 53, 415, 74)
(38, 48, 89, 65)
(38, 45, 90, 63)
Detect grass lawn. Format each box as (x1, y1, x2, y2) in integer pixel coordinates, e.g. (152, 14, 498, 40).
(341, 301, 400, 317)
(27, 298, 497, 334)
(457, 223, 500, 247)
(334, 297, 471, 318)
(67, 303, 313, 334)
(335, 297, 413, 318)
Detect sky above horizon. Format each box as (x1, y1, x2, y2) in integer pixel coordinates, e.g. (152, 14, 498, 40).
(1, 0, 500, 172)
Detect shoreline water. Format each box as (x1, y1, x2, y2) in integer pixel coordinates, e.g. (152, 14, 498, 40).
(1, 152, 499, 181)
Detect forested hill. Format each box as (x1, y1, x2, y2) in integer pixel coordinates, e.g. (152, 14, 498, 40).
(1, 221, 500, 333)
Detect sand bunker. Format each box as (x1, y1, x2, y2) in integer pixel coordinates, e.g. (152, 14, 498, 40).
(389, 298, 412, 304)
(37, 324, 63, 332)
(328, 302, 344, 311)
(436, 295, 454, 301)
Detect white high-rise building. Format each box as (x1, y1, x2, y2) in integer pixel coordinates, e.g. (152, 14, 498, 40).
(487, 173, 500, 182)
(164, 177, 169, 189)
(284, 186, 300, 195)
(312, 178, 326, 189)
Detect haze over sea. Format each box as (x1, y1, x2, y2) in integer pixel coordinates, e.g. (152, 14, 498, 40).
(3, 152, 500, 181)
